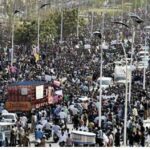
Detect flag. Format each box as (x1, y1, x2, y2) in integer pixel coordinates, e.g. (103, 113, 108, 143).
(35, 53, 40, 62)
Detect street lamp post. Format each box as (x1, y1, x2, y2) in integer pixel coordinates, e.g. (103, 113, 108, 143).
(93, 31, 102, 127)
(76, 0, 80, 39)
(60, 9, 63, 43)
(112, 21, 130, 146)
(60, 0, 64, 43)
(128, 13, 144, 103)
(37, 1, 51, 51)
(11, 15, 15, 67)
(11, 10, 22, 66)
(143, 35, 147, 90)
(121, 42, 128, 147)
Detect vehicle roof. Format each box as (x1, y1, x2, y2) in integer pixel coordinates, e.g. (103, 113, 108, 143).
(0, 122, 15, 126)
(2, 113, 16, 115)
(10, 81, 45, 86)
(97, 77, 112, 80)
(138, 51, 149, 54)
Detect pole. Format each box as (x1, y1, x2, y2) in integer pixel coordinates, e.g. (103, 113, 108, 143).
(113, 0, 116, 21)
(143, 36, 147, 89)
(37, 0, 40, 51)
(99, 13, 105, 127)
(99, 42, 103, 127)
(128, 26, 135, 103)
(77, 7, 79, 38)
(90, 11, 94, 38)
(122, 0, 124, 21)
(11, 16, 14, 66)
(121, 42, 128, 147)
(60, 6, 63, 43)
(145, 0, 148, 15)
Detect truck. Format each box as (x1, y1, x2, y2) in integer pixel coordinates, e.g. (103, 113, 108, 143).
(5, 81, 54, 113)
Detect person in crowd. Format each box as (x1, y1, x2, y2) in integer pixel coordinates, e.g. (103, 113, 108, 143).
(65, 134, 73, 147)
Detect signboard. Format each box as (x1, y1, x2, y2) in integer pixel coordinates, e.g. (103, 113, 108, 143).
(35, 102, 48, 109)
(21, 88, 28, 95)
(36, 85, 44, 99)
(5, 101, 32, 111)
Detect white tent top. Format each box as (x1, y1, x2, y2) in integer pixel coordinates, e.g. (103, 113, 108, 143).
(78, 96, 90, 101)
(71, 130, 96, 136)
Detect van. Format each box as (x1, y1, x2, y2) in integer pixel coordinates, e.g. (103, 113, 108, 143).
(0, 122, 15, 146)
(96, 77, 113, 90)
(114, 66, 131, 84)
(1, 113, 17, 123)
(138, 51, 149, 58)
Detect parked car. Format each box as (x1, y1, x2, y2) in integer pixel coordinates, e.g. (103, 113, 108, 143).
(1, 113, 17, 123)
(0, 122, 15, 146)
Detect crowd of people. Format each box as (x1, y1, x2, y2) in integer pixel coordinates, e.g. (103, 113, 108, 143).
(0, 7, 150, 147)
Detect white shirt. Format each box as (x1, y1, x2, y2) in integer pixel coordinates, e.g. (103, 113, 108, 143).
(79, 125, 88, 132)
(58, 111, 67, 119)
(103, 133, 109, 146)
(41, 119, 47, 127)
(52, 125, 61, 136)
(36, 124, 43, 130)
(20, 116, 27, 127)
(59, 134, 67, 142)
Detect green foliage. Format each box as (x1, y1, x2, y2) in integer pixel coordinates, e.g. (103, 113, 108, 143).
(15, 8, 86, 46)
(15, 21, 37, 46)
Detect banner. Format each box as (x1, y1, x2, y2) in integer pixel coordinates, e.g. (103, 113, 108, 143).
(36, 85, 44, 99)
(47, 87, 53, 104)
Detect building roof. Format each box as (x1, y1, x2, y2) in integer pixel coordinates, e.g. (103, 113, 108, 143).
(10, 81, 45, 86)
